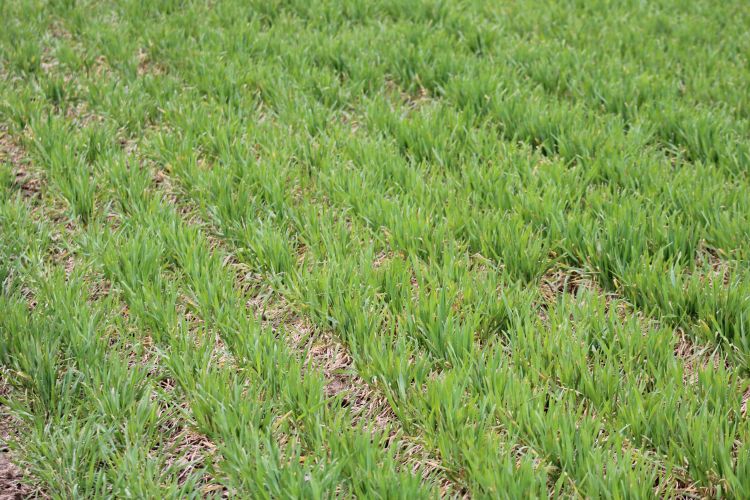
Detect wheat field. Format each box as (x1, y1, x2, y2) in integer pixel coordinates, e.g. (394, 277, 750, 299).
(2, 0, 750, 498)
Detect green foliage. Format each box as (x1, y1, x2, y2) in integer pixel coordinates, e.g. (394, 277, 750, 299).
(2, 0, 750, 497)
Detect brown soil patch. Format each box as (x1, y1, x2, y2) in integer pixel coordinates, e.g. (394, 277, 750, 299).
(539, 266, 610, 304)
(0, 128, 40, 201)
(674, 328, 727, 385)
(385, 79, 431, 111)
(0, 379, 34, 500)
(160, 402, 219, 491)
(0, 426, 32, 500)
(696, 243, 732, 287)
(136, 48, 166, 77)
(538, 266, 621, 323)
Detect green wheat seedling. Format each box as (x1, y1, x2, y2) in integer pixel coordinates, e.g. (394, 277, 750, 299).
(2, 0, 750, 497)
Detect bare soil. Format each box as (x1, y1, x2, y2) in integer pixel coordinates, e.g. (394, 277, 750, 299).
(0, 452, 30, 500)
(0, 396, 32, 499)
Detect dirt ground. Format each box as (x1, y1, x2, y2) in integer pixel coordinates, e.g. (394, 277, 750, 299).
(0, 387, 31, 499)
(0, 451, 29, 500)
